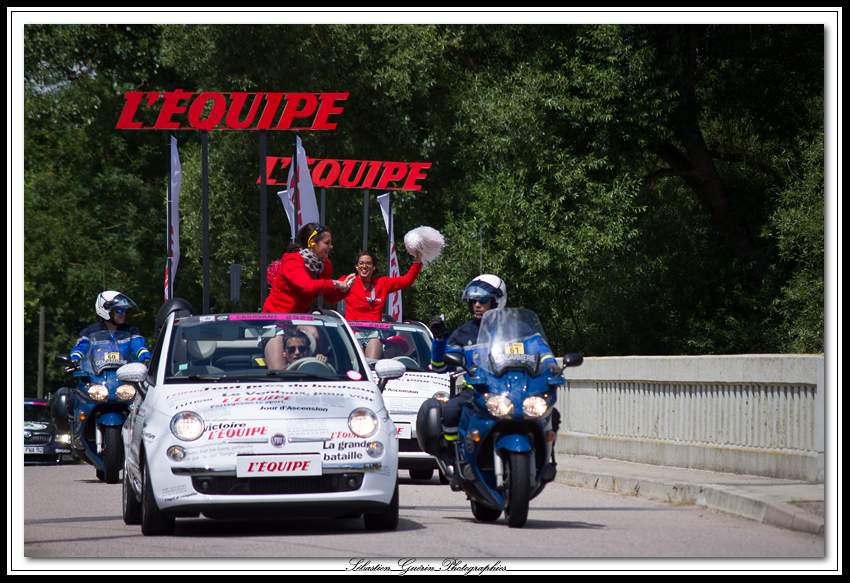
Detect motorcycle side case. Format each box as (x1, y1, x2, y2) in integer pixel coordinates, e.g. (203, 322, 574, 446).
(51, 387, 70, 433)
(415, 398, 444, 457)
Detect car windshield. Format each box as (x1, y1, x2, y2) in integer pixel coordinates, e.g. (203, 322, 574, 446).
(472, 308, 553, 377)
(82, 330, 134, 375)
(347, 321, 433, 372)
(25, 403, 51, 423)
(164, 314, 366, 382)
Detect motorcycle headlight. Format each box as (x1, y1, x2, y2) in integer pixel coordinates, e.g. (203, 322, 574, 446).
(87, 384, 109, 401)
(116, 384, 136, 401)
(433, 391, 450, 404)
(485, 394, 514, 418)
(348, 409, 379, 438)
(170, 411, 205, 442)
(522, 396, 548, 418)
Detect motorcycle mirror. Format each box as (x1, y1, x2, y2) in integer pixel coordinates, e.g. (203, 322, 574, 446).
(561, 353, 584, 368)
(442, 352, 466, 370)
(54, 354, 72, 366)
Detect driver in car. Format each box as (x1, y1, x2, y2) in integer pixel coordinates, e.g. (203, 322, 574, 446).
(280, 328, 328, 369)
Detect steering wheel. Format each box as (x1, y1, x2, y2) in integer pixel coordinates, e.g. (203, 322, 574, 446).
(288, 357, 336, 374)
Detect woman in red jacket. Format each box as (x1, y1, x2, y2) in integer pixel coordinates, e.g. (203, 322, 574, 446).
(263, 223, 355, 314)
(343, 249, 422, 358)
(262, 223, 355, 369)
(342, 250, 422, 321)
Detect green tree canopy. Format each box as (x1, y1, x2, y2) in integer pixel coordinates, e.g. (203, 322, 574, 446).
(23, 23, 825, 395)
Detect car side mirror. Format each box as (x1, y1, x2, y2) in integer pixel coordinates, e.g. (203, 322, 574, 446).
(117, 362, 148, 383)
(375, 359, 406, 393)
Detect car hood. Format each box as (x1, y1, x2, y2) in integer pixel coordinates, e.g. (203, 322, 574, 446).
(373, 371, 450, 415)
(155, 380, 384, 419)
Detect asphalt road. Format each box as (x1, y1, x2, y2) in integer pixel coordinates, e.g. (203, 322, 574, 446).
(17, 464, 824, 571)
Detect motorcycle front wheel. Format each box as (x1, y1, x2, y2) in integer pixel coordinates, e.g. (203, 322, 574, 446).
(102, 425, 123, 484)
(504, 451, 531, 528)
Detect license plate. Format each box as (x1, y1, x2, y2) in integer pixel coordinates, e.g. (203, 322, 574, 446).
(24, 447, 44, 454)
(396, 423, 412, 439)
(236, 454, 322, 477)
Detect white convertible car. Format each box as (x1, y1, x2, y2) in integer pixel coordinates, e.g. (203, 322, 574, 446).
(119, 305, 403, 536)
(347, 319, 450, 482)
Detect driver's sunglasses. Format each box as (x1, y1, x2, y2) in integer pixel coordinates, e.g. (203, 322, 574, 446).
(286, 344, 308, 354)
(113, 308, 127, 314)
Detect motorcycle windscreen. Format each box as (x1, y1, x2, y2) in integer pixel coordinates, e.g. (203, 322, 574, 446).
(475, 308, 552, 377)
(84, 330, 133, 375)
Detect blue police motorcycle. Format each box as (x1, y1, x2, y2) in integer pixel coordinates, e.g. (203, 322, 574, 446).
(52, 330, 139, 483)
(416, 308, 582, 527)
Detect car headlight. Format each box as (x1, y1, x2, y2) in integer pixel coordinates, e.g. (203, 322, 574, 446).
(522, 396, 548, 418)
(116, 384, 136, 401)
(170, 411, 205, 441)
(433, 391, 450, 404)
(87, 384, 109, 401)
(348, 408, 379, 438)
(56, 434, 71, 444)
(485, 394, 514, 418)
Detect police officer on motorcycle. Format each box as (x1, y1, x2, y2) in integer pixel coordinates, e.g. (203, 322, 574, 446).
(66, 292, 151, 422)
(430, 275, 561, 489)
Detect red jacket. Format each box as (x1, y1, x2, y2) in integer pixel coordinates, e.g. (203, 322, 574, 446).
(262, 252, 348, 314)
(341, 262, 422, 321)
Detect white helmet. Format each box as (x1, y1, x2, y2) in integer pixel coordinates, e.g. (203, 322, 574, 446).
(462, 274, 507, 314)
(95, 291, 137, 321)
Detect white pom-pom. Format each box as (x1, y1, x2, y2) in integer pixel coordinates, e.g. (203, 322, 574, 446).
(404, 226, 445, 267)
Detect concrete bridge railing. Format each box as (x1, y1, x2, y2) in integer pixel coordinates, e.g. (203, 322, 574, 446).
(554, 354, 824, 482)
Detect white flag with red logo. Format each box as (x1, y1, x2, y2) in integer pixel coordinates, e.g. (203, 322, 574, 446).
(377, 193, 402, 322)
(165, 136, 181, 301)
(278, 136, 319, 240)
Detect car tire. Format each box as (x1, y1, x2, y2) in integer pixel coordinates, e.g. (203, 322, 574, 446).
(123, 462, 142, 525)
(363, 482, 399, 531)
(141, 459, 175, 536)
(102, 425, 123, 484)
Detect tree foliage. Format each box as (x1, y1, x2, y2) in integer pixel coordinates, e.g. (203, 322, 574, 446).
(23, 23, 825, 394)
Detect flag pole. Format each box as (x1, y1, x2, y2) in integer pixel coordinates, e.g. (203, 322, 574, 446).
(385, 191, 392, 316)
(166, 135, 173, 301)
(362, 188, 369, 250)
(202, 130, 210, 315)
(260, 129, 268, 308)
(293, 133, 300, 240)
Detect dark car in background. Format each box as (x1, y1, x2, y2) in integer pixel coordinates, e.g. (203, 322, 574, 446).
(24, 398, 73, 464)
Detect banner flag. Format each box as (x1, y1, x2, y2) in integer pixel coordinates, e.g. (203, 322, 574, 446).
(280, 135, 320, 240)
(165, 136, 182, 301)
(377, 193, 402, 322)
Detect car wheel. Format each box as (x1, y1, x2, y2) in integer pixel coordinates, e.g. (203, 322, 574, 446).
(409, 469, 434, 481)
(140, 459, 175, 536)
(102, 425, 123, 484)
(364, 482, 399, 531)
(123, 462, 142, 525)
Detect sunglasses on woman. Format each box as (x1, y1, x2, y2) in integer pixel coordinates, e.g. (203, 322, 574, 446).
(286, 344, 309, 354)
